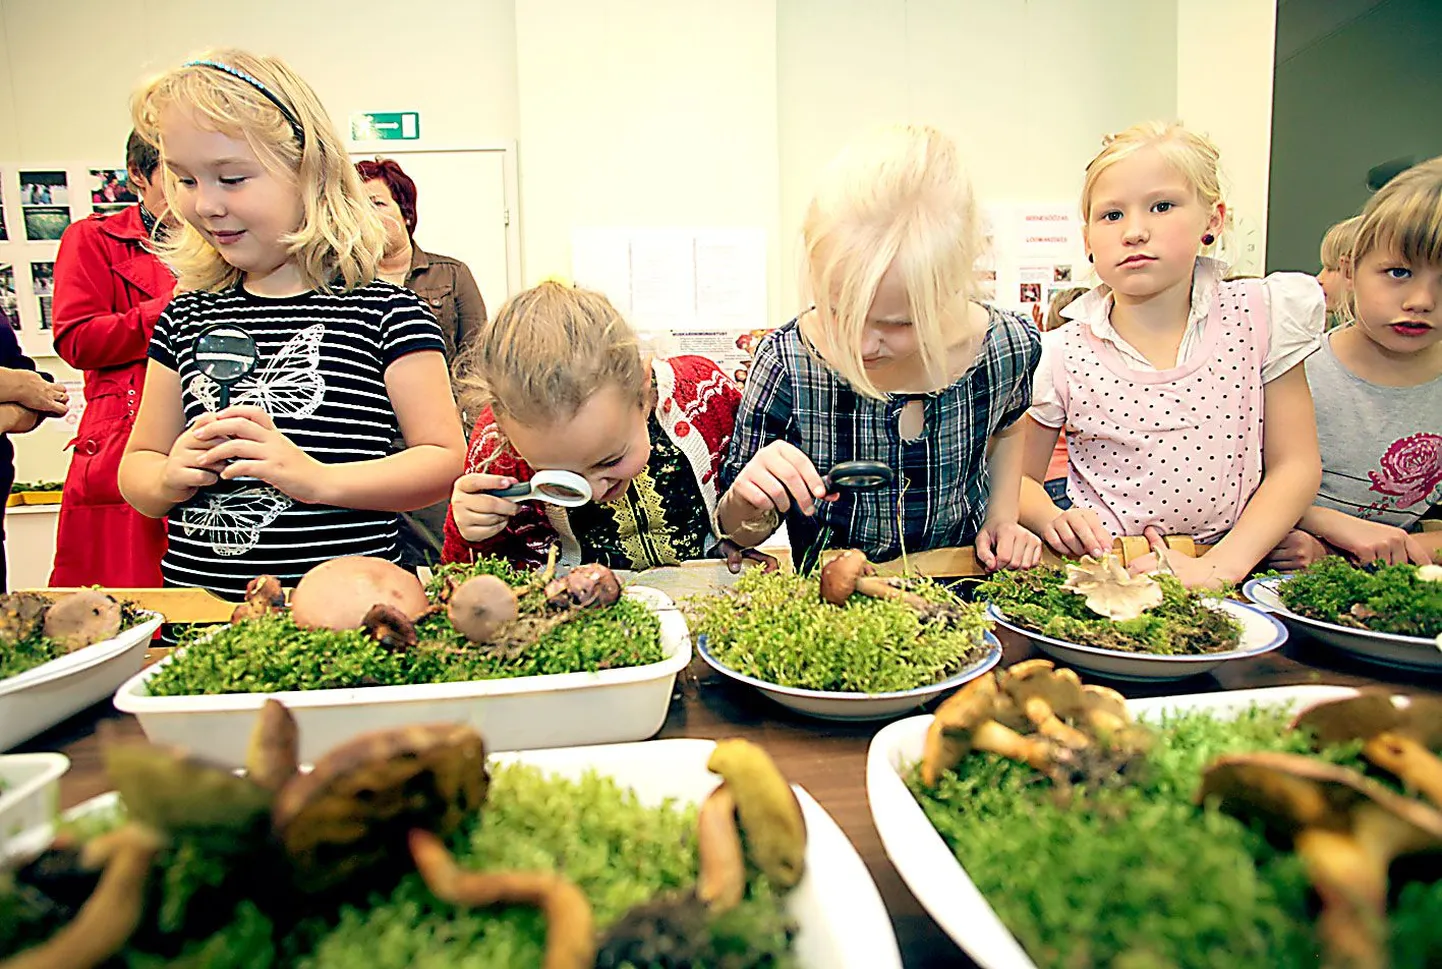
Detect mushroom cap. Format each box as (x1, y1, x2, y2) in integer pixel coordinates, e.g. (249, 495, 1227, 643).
(103, 732, 273, 835)
(42, 590, 123, 650)
(818, 549, 874, 605)
(0, 591, 50, 642)
(447, 574, 520, 642)
(288, 556, 429, 631)
(1199, 751, 1442, 843)
(1292, 692, 1442, 750)
(933, 672, 1001, 737)
(1060, 554, 1164, 621)
(272, 723, 489, 893)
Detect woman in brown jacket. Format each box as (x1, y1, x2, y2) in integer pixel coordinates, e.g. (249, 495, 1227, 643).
(357, 158, 486, 566)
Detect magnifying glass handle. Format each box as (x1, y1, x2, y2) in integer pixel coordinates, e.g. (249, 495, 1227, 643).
(487, 483, 533, 498)
(218, 382, 231, 410)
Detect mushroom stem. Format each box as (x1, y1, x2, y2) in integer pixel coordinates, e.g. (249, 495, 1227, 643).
(1022, 697, 1092, 750)
(1363, 732, 1442, 809)
(972, 720, 1059, 773)
(853, 575, 933, 610)
(409, 829, 595, 969)
(1, 824, 163, 969)
(696, 783, 745, 913)
(1295, 827, 1387, 969)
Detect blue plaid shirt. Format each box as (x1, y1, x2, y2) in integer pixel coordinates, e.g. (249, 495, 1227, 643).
(720, 305, 1040, 569)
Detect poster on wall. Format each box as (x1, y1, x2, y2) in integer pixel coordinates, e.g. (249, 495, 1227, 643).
(0, 264, 16, 330)
(90, 167, 136, 216)
(19, 171, 71, 241)
(0, 180, 7, 242)
(30, 261, 54, 330)
(980, 202, 1091, 324)
(667, 327, 776, 387)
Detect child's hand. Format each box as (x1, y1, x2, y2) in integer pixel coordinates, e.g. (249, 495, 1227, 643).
(718, 539, 781, 575)
(195, 406, 329, 503)
(1326, 515, 1433, 566)
(1128, 527, 1225, 590)
(975, 520, 1043, 571)
(1266, 528, 1331, 572)
(1040, 507, 1112, 558)
(162, 412, 225, 501)
(450, 473, 522, 544)
(729, 441, 831, 517)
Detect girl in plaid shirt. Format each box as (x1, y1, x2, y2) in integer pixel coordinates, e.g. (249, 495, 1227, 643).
(717, 125, 1042, 571)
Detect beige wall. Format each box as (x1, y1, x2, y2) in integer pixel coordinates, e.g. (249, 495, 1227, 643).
(0, 0, 1278, 485)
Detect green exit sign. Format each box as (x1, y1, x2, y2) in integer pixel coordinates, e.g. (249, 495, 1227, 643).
(351, 111, 420, 141)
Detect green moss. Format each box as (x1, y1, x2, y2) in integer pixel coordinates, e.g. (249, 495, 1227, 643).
(908, 707, 1440, 968)
(978, 567, 1243, 654)
(685, 567, 991, 693)
(144, 556, 665, 696)
(1278, 557, 1442, 638)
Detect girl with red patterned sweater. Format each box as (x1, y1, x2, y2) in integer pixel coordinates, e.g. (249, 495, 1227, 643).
(442, 282, 748, 571)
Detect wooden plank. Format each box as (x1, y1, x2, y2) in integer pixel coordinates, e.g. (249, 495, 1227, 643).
(873, 536, 1210, 578)
(28, 587, 237, 624)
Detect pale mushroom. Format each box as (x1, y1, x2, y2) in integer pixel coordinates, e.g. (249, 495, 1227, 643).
(1060, 553, 1164, 620)
(920, 673, 1063, 787)
(1292, 692, 1442, 809)
(1200, 752, 1442, 969)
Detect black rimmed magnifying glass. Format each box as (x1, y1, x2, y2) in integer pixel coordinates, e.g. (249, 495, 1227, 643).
(193, 323, 258, 409)
(821, 460, 895, 493)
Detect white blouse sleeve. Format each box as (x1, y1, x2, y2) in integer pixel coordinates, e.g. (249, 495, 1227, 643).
(1260, 271, 1325, 382)
(1027, 329, 1067, 428)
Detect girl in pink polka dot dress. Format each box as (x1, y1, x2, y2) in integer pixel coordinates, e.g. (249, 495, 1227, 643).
(1268, 157, 1442, 570)
(1019, 122, 1325, 590)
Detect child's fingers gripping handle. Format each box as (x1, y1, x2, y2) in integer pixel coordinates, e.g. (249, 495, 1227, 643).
(487, 482, 533, 498)
(454, 472, 516, 496)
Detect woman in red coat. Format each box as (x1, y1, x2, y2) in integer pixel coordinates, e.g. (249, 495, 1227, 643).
(49, 131, 173, 587)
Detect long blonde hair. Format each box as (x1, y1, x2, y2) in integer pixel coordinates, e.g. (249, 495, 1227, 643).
(1346, 156, 1442, 320)
(454, 282, 650, 427)
(131, 49, 383, 293)
(801, 124, 984, 400)
(1319, 215, 1362, 271)
(1080, 121, 1229, 251)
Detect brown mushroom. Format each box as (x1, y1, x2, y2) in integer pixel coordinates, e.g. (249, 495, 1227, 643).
(272, 723, 489, 893)
(0, 591, 50, 642)
(920, 673, 1063, 787)
(245, 698, 299, 793)
(706, 738, 808, 890)
(819, 549, 930, 609)
(695, 783, 745, 913)
(1059, 553, 1163, 620)
(362, 603, 419, 652)
(448, 574, 520, 643)
(543, 563, 622, 610)
(288, 556, 429, 631)
(1293, 692, 1442, 809)
(1200, 752, 1442, 969)
(230, 574, 286, 624)
(41, 591, 122, 650)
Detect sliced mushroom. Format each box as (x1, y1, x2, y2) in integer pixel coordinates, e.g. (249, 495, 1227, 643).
(1060, 553, 1163, 621)
(1200, 752, 1442, 969)
(1293, 692, 1442, 809)
(920, 673, 1062, 787)
(818, 549, 931, 609)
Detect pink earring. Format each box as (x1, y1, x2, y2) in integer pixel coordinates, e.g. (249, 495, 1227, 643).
(1202, 233, 1215, 246)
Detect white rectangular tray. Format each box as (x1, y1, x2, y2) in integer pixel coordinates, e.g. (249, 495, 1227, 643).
(0, 752, 68, 847)
(866, 684, 1363, 969)
(7, 739, 901, 969)
(113, 588, 690, 767)
(1, 615, 163, 751)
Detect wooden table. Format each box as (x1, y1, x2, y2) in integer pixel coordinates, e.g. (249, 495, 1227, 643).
(16, 629, 1441, 969)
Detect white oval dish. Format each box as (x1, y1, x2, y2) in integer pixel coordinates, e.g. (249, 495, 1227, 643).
(866, 683, 1364, 969)
(697, 631, 1004, 721)
(984, 598, 1286, 682)
(6, 739, 902, 969)
(113, 587, 689, 767)
(1, 614, 163, 751)
(0, 752, 69, 846)
(1243, 576, 1441, 672)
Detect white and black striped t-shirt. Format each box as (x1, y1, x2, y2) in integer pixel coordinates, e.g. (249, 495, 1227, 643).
(148, 280, 445, 601)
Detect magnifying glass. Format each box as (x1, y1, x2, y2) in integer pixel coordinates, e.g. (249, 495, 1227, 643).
(193, 323, 258, 409)
(821, 460, 895, 493)
(486, 469, 594, 508)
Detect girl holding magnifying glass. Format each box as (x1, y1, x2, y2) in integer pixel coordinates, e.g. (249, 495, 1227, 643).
(443, 282, 757, 572)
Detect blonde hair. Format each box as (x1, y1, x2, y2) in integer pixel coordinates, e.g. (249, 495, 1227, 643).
(801, 124, 983, 400)
(1319, 215, 1362, 271)
(130, 49, 383, 293)
(1349, 156, 1442, 271)
(1080, 121, 1228, 249)
(454, 282, 649, 427)
(1042, 286, 1088, 332)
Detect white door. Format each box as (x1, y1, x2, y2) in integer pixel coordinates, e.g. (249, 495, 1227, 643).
(348, 146, 518, 318)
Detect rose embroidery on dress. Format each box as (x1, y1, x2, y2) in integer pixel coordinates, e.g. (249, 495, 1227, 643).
(1368, 433, 1442, 508)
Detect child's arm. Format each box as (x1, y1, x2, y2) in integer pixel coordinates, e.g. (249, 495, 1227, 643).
(119, 361, 225, 518)
(1018, 415, 1112, 557)
(198, 350, 465, 511)
(1294, 505, 1435, 566)
(1132, 365, 1323, 586)
(975, 420, 1043, 570)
